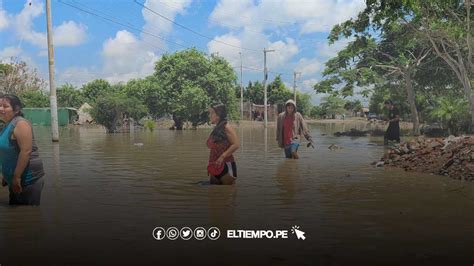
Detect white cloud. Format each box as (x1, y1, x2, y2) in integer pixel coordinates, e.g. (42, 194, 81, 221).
(11, 0, 86, 48)
(141, 0, 193, 50)
(296, 78, 319, 104)
(0, 46, 40, 75)
(57, 30, 160, 85)
(0, 2, 9, 31)
(296, 58, 323, 76)
(57, 66, 100, 87)
(207, 31, 298, 73)
(302, 78, 318, 90)
(207, 33, 247, 66)
(209, 0, 260, 30)
(13, 0, 46, 48)
(57, 0, 195, 86)
(101, 30, 158, 83)
(210, 0, 365, 34)
(315, 38, 353, 58)
(0, 46, 22, 60)
(207, 0, 362, 89)
(298, 1, 366, 33)
(54, 21, 87, 47)
(267, 38, 299, 68)
(57, 33, 159, 86)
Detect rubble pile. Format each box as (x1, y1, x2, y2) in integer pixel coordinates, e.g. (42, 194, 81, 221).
(381, 136, 473, 181)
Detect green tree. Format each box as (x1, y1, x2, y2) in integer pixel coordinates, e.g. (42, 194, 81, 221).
(19, 90, 49, 108)
(89, 92, 148, 133)
(295, 92, 313, 117)
(369, 84, 411, 120)
(321, 96, 346, 117)
(173, 85, 210, 127)
(326, 0, 473, 130)
(429, 97, 470, 135)
(267, 75, 292, 105)
(124, 77, 165, 119)
(344, 99, 363, 116)
(406, 0, 474, 131)
(244, 81, 264, 104)
(309, 105, 326, 119)
(57, 83, 85, 108)
(316, 8, 438, 135)
(81, 79, 115, 103)
(153, 48, 237, 129)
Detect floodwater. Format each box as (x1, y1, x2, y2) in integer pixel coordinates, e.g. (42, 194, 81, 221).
(0, 121, 472, 265)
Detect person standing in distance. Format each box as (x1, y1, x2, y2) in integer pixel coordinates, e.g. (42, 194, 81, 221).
(276, 99, 312, 159)
(384, 100, 401, 145)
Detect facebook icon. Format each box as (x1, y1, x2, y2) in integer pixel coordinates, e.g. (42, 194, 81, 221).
(152, 227, 166, 240)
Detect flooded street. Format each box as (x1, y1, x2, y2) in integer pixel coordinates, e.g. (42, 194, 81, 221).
(0, 122, 472, 265)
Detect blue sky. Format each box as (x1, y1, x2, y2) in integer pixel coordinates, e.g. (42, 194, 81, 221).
(0, 0, 367, 104)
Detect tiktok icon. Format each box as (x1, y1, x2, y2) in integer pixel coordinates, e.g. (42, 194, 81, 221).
(207, 227, 221, 240)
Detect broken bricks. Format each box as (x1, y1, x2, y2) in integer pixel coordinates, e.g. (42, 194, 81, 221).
(381, 135, 473, 181)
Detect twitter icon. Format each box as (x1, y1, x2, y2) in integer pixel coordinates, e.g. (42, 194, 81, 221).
(180, 227, 193, 240)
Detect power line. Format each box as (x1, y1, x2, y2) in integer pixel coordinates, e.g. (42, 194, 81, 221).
(67, 0, 167, 53)
(154, 0, 296, 25)
(134, 0, 260, 53)
(233, 65, 289, 77)
(58, 0, 188, 50)
(151, 0, 261, 34)
(150, 0, 325, 46)
(58, 1, 293, 80)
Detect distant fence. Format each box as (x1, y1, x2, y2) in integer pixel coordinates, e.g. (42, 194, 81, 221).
(23, 108, 77, 126)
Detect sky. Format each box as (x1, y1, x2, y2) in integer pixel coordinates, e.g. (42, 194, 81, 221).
(0, 0, 367, 104)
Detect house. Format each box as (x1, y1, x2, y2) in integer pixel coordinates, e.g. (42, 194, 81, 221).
(77, 103, 93, 124)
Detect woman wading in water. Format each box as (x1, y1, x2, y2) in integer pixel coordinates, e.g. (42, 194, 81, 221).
(207, 104, 239, 185)
(0, 95, 45, 205)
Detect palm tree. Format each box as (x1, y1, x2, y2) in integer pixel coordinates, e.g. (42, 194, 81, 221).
(430, 97, 470, 135)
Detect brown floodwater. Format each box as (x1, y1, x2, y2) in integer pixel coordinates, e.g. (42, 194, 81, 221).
(0, 122, 472, 265)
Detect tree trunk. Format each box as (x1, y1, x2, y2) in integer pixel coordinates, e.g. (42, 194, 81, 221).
(468, 94, 474, 133)
(462, 76, 474, 133)
(403, 71, 420, 135)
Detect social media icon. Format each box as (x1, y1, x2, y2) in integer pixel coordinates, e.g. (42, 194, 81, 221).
(166, 227, 179, 240)
(180, 227, 193, 240)
(207, 227, 220, 240)
(194, 227, 206, 240)
(152, 227, 166, 240)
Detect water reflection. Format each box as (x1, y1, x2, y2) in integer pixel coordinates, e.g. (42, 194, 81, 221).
(274, 160, 299, 204)
(208, 185, 237, 228)
(0, 122, 471, 265)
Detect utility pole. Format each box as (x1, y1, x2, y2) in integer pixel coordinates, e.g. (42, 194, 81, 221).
(293, 71, 301, 104)
(46, 0, 59, 142)
(240, 52, 243, 120)
(263, 48, 275, 128)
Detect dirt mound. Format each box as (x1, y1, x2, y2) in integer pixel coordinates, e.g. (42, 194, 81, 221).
(381, 136, 473, 181)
